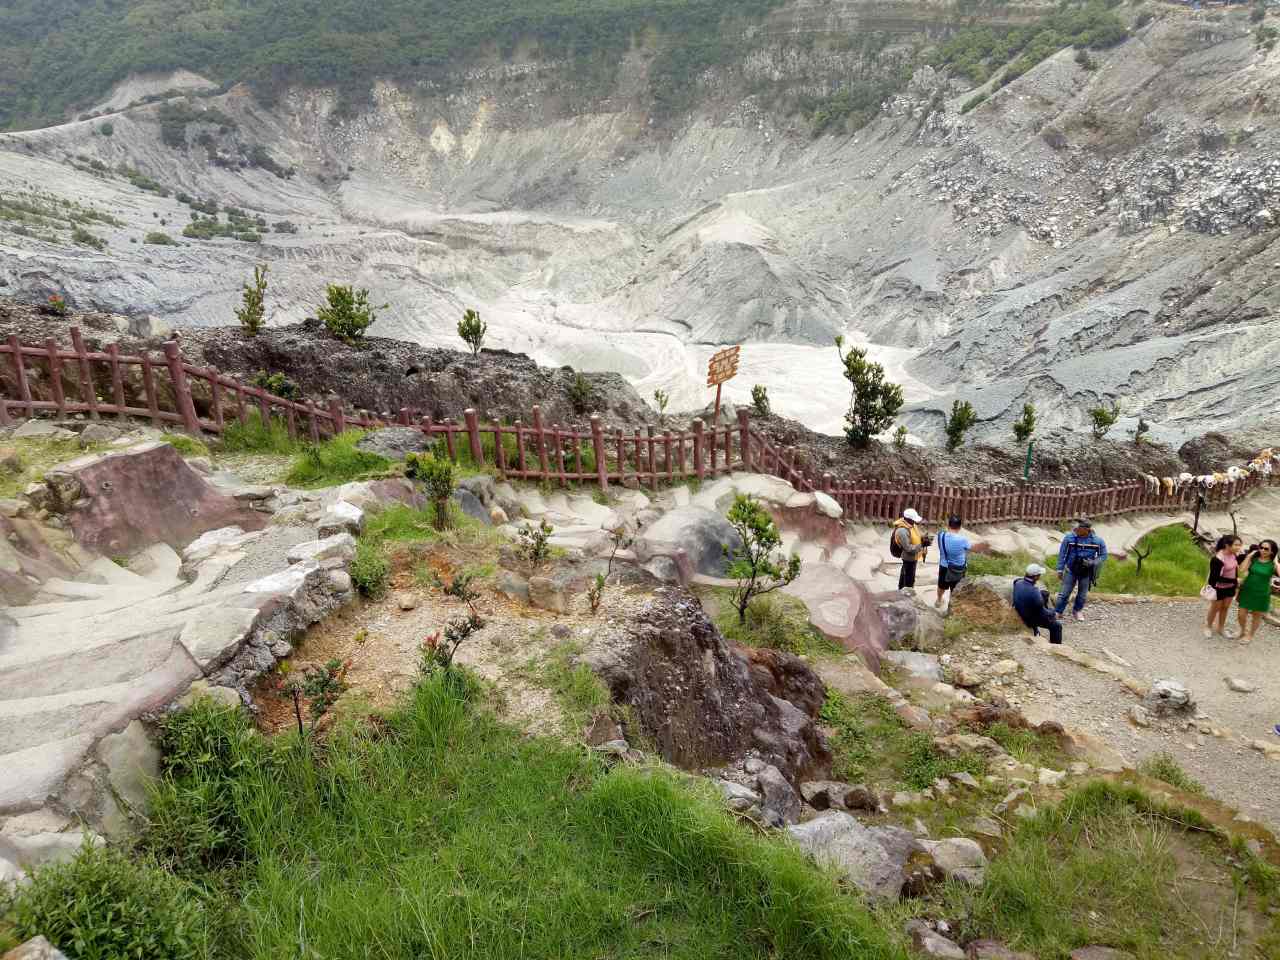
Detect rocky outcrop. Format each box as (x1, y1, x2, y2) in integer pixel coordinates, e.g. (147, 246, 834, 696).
(582, 587, 830, 784)
(948, 576, 1026, 633)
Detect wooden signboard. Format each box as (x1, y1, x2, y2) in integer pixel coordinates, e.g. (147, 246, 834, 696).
(706, 345, 740, 422)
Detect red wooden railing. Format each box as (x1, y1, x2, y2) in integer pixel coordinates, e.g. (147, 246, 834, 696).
(1, 328, 1271, 522)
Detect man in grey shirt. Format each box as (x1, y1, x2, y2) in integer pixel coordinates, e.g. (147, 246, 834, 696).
(892, 508, 929, 590)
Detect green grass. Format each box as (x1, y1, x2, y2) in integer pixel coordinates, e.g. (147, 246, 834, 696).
(980, 721, 1071, 771)
(162, 432, 210, 458)
(967, 524, 1207, 598)
(820, 691, 985, 790)
(128, 676, 906, 960)
(220, 410, 301, 456)
(525, 640, 613, 734)
(0, 435, 111, 498)
(942, 781, 1277, 960)
(1137, 751, 1205, 795)
(710, 591, 843, 657)
(283, 430, 392, 487)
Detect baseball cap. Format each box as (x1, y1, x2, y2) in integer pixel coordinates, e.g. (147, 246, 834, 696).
(1074, 517, 1092, 528)
(1026, 563, 1046, 576)
(903, 508, 922, 522)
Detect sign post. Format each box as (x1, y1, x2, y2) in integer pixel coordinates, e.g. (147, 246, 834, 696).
(1023, 440, 1034, 481)
(706, 345, 741, 424)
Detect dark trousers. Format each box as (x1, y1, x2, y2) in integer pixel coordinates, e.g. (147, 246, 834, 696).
(899, 560, 917, 589)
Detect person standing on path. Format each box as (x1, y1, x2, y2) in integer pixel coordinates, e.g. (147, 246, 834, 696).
(892, 508, 929, 591)
(1055, 518, 1107, 621)
(934, 515, 971, 610)
(1013, 563, 1063, 644)
(1235, 539, 1277, 644)
(1204, 534, 1244, 639)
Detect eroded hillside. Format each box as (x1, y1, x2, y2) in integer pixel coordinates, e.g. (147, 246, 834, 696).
(0, 0, 1277, 446)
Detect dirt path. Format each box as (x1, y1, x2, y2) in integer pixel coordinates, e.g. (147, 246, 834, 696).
(991, 600, 1280, 831)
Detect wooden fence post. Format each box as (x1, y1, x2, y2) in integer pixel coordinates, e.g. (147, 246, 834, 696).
(693, 419, 705, 480)
(465, 408, 485, 467)
(532, 406, 549, 478)
(398, 407, 411, 426)
(493, 420, 508, 477)
(44, 338, 66, 417)
(108, 344, 126, 421)
(591, 414, 606, 491)
(69, 327, 99, 420)
(646, 425, 658, 491)
(7, 335, 32, 418)
(163, 340, 202, 436)
(329, 395, 346, 435)
(738, 408, 751, 471)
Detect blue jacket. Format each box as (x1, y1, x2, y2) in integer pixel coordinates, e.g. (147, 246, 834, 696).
(1012, 577, 1054, 628)
(1057, 533, 1108, 576)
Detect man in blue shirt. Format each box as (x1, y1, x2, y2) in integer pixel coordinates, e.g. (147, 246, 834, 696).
(1055, 518, 1108, 621)
(934, 515, 971, 611)
(1012, 563, 1062, 644)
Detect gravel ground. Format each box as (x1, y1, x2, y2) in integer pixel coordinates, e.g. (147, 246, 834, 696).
(1005, 600, 1280, 831)
(222, 523, 317, 586)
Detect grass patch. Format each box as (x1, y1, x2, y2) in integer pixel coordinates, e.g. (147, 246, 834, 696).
(130, 675, 906, 959)
(525, 640, 613, 734)
(709, 591, 843, 656)
(162, 432, 210, 458)
(0, 435, 111, 498)
(967, 524, 1207, 598)
(820, 691, 985, 790)
(980, 721, 1070, 771)
(283, 431, 392, 487)
(1137, 751, 1205, 795)
(943, 780, 1278, 959)
(220, 410, 301, 456)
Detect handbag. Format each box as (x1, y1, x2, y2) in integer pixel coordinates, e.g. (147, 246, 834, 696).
(939, 533, 967, 586)
(1199, 583, 1216, 601)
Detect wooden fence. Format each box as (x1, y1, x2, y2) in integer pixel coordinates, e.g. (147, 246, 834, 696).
(1, 328, 1270, 525)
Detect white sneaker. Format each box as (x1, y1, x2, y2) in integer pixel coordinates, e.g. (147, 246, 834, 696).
(1073, 611, 1085, 623)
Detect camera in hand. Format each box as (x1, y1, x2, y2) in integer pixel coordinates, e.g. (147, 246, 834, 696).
(920, 534, 935, 548)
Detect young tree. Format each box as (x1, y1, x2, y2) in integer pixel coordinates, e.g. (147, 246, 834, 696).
(653, 389, 669, 419)
(1013, 402, 1037, 444)
(235, 263, 268, 336)
(1089, 402, 1120, 440)
(944, 400, 977, 452)
(318, 284, 382, 342)
(457, 308, 486, 355)
(893, 424, 908, 450)
(751, 384, 771, 418)
(1132, 415, 1150, 445)
(724, 494, 801, 624)
(837, 336, 904, 448)
(568, 373, 595, 414)
(404, 452, 455, 530)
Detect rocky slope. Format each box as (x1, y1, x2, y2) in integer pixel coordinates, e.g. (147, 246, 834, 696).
(0, 1, 1277, 447)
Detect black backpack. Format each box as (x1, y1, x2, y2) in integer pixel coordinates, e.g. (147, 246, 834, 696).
(889, 525, 904, 558)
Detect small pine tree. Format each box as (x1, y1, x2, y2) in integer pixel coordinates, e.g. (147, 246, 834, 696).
(725, 494, 801, 624)
(1013, 402, 1037, 444)
(837, 336, 904, 448)
(653, 389, 669, 419)
(318, 284, 382, 341)
(1089, 402, 1120, 440)
(751, 384, 771, 418)
(944, 400, 978, 452)
(1132, 416, 1150, 445)
(457, 308, 486, 356)
(405, 452, 455, 530)
(893, 424, 908, 450)
(568, 373, 595, 414)
(235, 264, 268, 335)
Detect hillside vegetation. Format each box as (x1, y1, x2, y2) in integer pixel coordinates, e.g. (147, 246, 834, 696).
(0, 0, 782, 129)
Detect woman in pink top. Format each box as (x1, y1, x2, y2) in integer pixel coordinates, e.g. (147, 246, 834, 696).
(1204, 534, 1243, 639)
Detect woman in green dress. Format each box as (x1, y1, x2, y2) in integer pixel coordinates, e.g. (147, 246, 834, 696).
(1235, 539, 1278, 644)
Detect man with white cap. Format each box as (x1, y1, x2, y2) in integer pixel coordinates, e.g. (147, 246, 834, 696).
(891, 507, 930, 590)
(1012, 562, 1062, 645)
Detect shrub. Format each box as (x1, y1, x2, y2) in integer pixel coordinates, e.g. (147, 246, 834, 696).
(6, 840, 213, 960)
(404, 451, 455, 530)
(518, 518, 554, 568)
(1137, 751, 1205, 793)
(837, 336, 903, 448)
(318, 284, 382, 341)
(98, 121, 114, 136)
(652, 388, 669, 418)
(273, 220, 298, 233)
(944, 399, 978, 452)
(284, 431, 391, 487)
(1089, 402, 1119, 439)
(43, 293, 67, 316)
(1135, 7, 1155, 27)
(144, 231, 176, 245)
(250, 369, 301, 401)
(725, 494, 801, 623)
(751, 384, 771, 417)
(163, 432, 210, 457)
(350, 539, 389, 597)
(457, 307, 486, 355)
(1074, 47, 1098, 70)
(1013, 402, 1037, 443)
(71, 225, 106, 250)
(587, 572, 606, 614)
(567, 372, 595, 414)
(893, 424, 908, 450)
(961, 92, 988, 113)
(221, 409, 298, 455)
(235, 263, 268, 335)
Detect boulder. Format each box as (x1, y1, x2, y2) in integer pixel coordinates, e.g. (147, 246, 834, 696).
(783, 564, 888, 662)
(948, 576, 1025, 633)
(78, 422, 121, 447)
(94, 719, 161, 834)
(717, 779, 762, 814)
(454, 488, 491, 525)
(318, 500, 364, 537)
(875, 590, 946, 652)
(744, 646, 826, 717)
(631, 506, 740, 577)
(0, 446, 21, 474)
(529, 569, 576, 615)
(800, 780, 853, 811)
(904, 921, 966, 960)
(883, 650, 944, 683)
(286, 532, 357, 565)
(920, 837, 987, 885)
(2, 937, 70, 960)
(786, 812, 919, 899)
(756, 763, 802, 826)
(582, 587, 830, 784)
(1069, 949, 1136, 960)
(44, 442, 264, 555)
(967, 940, 1036, 960)
(12, 419, 75, 440)
(1225, 677, 1256, 693)
(355, 426, 431, 460)
(1142, 679, 1195, 717)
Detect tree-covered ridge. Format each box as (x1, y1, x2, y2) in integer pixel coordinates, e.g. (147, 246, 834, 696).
(0, 0, 782, 130)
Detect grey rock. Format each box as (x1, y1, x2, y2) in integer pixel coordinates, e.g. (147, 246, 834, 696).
(78, 422, 121, 446)
(1225, 677, 1256, 693)
(458, 474, 497, 505)
(395, 591, 418, 611)
(717, 779, 763, 813)
(454, 488, 491, 525)
(631, 506, 741, 577)
(1143, 679, 1194, 716)
(1069, 949, 1136, 960)
(2, 936, 71, 959)
(327, 569, 353, 594)
(800, 780, 852, 811)
(920, 837, 987, 886)
(286, 532, 357, 565)
(1128, 704, 1152, 727)
(12, 420, 75, 440)
(497, 570, 530, 603)
(756, 763, 802, 827)
(355, 427, 431, 460)
(883, 650, 944, 683)
(877, 591, 945, 652)
(786, 811, 910, 899)
(904, 921, 966, 960)
(318, 500, 364, 537)
(966, 940, 1036, 960)
(94, 719, 161, 834)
